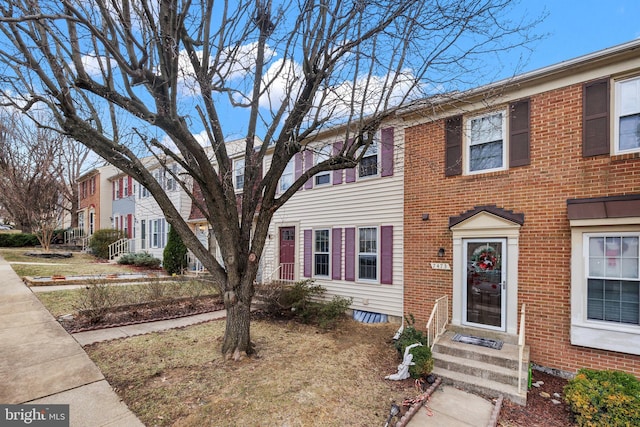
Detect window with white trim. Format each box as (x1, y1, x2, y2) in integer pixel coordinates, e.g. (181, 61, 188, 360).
(358, 227, 378, 281)
(466, 111, 506, 174)
(313, 229, 330, 277)
(234, 159, 245, 191)
(586, 234, 639, 325)
(123, 177, 129, 196)
(113, 180, 120, 200)
(615, 76, 640, 154)
(314, 146, 331, 186)
(358, 137, 378, 178)
(166, 165, 177, 191)
(279, 158, 294, 192)
(151, 219, 160, 248)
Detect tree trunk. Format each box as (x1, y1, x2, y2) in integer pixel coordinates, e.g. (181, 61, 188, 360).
(221, 294, 254, 360)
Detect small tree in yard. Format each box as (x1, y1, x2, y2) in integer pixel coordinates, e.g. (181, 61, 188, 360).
(0, 0, 541, 359)
(163, 226, 188, 275)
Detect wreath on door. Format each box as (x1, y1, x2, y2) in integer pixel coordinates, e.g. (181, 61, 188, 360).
(471, 245, 499, 271)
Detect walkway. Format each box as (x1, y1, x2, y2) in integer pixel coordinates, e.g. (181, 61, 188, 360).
(0, 255, 144, 426)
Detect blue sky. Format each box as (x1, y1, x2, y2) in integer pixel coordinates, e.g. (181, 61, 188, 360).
(511, 1, 640, 74)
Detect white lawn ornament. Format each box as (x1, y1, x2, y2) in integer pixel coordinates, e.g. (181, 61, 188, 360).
(385, 342, 423, 381)
(392, 322, 404, 341)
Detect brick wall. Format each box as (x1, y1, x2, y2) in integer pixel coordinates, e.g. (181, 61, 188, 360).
(404, 82, 640, 377)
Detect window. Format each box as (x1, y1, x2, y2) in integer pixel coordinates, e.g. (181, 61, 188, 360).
(586, 234, 639, 325)
(140, 219, 146, 249)
(89, 211, 95, 235)
(78, 212, 85, 233)
(90, 177, 96, 195)
(358, 227, 378, 281)
(234, 159, 245, 191)
(166, 165, 177, 191)
(279, 159, 294, 192)
(359, 138, 378, 178)
(151, 219, 160, 248)
(615, 76, 640, 154)
(314, 146, 331, 186)
(466, 111, 506, 173)
(113, 180, 120, 200)
(314, 229, 330, 276)
(123, 177, 129, 196)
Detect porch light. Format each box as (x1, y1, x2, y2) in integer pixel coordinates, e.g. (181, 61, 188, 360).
(438, 247, 445, 257)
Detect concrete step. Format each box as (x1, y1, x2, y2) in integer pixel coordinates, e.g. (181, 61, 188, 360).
(432, 365, 527, 406)
(431, 329, 529, 406)
(434, 351, 524, 388)
(433, 331, 529, 371)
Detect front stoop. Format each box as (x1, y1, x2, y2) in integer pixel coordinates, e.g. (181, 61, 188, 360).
(431, 325, 529, 406)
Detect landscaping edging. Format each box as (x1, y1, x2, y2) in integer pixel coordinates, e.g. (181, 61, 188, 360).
(395, 377, 442, 427)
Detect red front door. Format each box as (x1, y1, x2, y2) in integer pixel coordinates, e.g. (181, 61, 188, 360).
(279, 227, 295, 280)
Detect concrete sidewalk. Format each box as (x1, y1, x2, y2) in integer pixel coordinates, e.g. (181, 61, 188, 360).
(0, 255, 144, 426)
(404, 383, 500, 427)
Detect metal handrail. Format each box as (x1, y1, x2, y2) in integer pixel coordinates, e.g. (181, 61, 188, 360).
(518, 303, 526, 393)
(426, 295, 449, 349)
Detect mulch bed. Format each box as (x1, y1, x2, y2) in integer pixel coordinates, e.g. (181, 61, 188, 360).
(498, 370, 576, 426)
(60, 295, 225, 333)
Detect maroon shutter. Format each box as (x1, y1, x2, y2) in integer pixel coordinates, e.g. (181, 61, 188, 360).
(118, 178, 123, 198)
(304, 150, 314, 189)
(380, 127, 394, 177)
(128, 176, 133, 196)
(333, 142, 344, 185)
(303, 229, 312, 277)
(345, 139, 356, 182)
(583, 78, 610, 157)
(509, 99, 531, 167)
(127, 214, 133, 238)
(445, 115, 463, 176)
(380, 225, 393, 284)
(344, 227, 355, 281)
(331, 228, 342, 280)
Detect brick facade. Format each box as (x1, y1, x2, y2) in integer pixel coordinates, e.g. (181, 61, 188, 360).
(404, 80, 640, 376)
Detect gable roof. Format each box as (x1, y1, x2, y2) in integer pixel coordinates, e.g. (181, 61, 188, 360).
(449, 205, 525, 228)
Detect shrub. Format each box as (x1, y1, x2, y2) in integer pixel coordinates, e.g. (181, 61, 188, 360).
(74, 280, 120, 323)
(317, 295, 353, 330)
(117, 252, 161, 268)
(89, 229, 126, 259)
(564, 368, 640, 427)
(255, 280, 352, 330)
(163, 226, 188, 275)
(394, 314, 427, 356)
(408, 345, 433, 379)
(0, 233, 39, 247)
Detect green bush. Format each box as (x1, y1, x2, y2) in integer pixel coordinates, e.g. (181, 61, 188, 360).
(564, 368, 640, 427)
(89, 229, 126, 259)
(117, 252, 161, 268)
(255, 280, 352, 330)
(394, 314, 427, 356)
(0, 233, 39, 247)
(317, 295, 353, 330)
(163, 226, 188, 275)
(408, 344, 434, 379)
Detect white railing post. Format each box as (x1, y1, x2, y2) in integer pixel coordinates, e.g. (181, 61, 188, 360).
(518, 303, 526, 393)
(426, 295, 449, 349)
(108, 238, 129, 260)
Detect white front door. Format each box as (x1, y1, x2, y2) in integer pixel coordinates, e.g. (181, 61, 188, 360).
(462, 239, 507, 331)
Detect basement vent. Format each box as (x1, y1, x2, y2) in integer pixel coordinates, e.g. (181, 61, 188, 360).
(353, 310, 387, 324)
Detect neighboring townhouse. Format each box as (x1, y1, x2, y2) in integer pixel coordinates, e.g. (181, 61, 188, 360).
(260, 122, 405, 320)
(77, 164, 118, 237)
(134, 160, 191, 260)
(109, 172, 136, 250)
(401, 39, 640, 378)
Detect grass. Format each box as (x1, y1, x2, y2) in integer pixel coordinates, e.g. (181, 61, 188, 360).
(35, 280, 219, 318)
(86, 318, 415, 427)
(4, 247, 417, 426)
(0, 248, 135, 277)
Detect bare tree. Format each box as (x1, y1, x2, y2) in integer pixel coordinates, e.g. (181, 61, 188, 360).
(59, 138, 92, 229)
(0, 112, 66, 250)
(0, 0, 541, 358)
